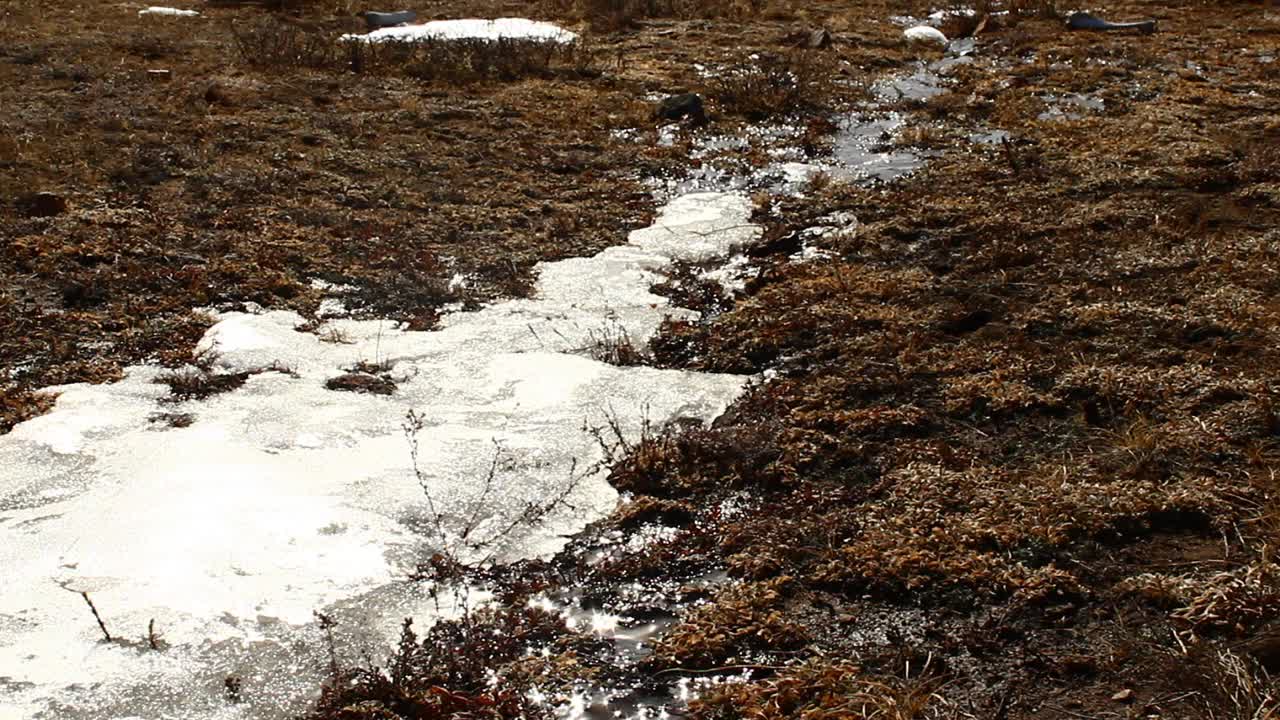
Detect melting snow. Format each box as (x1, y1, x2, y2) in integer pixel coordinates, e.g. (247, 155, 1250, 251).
(341, 18, 577, 44)
(904, 25, 949, 48)
(138, 6, 200, 16)
(0, 192, 757, 719)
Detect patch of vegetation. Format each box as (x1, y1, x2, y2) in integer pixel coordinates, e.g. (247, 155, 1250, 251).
(155, 368, 252, 402)
(708, 51, 843, 121)
(310, 607, 570, 720)
(689, 659, 947, 720)
(587, 324, 649, 366)
(649, 577, 807, 670)
(0, 389, 57, 434)
(544, 0, 771, 32)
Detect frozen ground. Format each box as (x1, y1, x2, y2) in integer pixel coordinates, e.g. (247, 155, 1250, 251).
(0, 193, 758, 720)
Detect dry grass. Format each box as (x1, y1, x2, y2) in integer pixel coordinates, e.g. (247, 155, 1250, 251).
(690, 660, 952, 720)
(709, 51, 841, 121)
(544, 0, 767, 32)
(309, 606, 568, 720)
(650, 577, 808, 669)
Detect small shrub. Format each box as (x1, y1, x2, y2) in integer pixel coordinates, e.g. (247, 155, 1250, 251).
(587, 324, 649, 366)
(709, 51, 838, 121)
(596, 417, 793, 498)
(310, 607, 565, 720)
(650, 577, 807, 669)
(348, 36, 595, 84)
(689, 659, 949, 720)
(545, 0, 765, 32)
(155, 368, 250, 402)
(231, 20, 343, 69)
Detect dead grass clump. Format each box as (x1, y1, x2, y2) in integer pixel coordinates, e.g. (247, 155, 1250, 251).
(310, 606, 565, 720)
(1118, 561, 1280, 637)
(710, 51, 838, 121)
(601, 421, 793, 498)
(650, 260, 734, 316)
(1159, 646, 1280, 720)
(689, 660, 949, 720)
(650, 577, 807, 669)
(325, 372, 396, 395)
(212, 0, 355, 13)
(587, 325, 649, 366)
(155, 368, 251, 402)
(348, 37, 596, 84)
(231, 28, 600, 83)
(613, 495, 695, 528)
(546, 0, 763, 32)
(0, 389, 57, 434)
(231, 20, 344, 69)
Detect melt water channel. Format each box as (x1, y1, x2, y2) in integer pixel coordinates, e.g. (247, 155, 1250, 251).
(0, 27, 968, 719)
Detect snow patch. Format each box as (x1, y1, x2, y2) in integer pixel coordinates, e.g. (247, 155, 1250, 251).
(341, 18, 577, 44)
(138, 6, 199, 16)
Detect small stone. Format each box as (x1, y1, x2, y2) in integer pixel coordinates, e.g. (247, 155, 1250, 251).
(1111, 688, 1134, 703)
(21, 191, 68, 217)
(654, 93, 706, 125)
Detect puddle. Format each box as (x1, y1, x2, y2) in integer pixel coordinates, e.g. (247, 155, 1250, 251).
(829, 112, 930, 183)
(0, 193, 758, 719)
(1038, 92, 1105, 121)
(969, 127, 1011, 145)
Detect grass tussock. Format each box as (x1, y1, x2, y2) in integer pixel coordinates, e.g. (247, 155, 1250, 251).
(650, 577, 807, 669)
(599, 420, 793, 498)
(544, 0, 769, 32)
(587, 324, 649, 366)
(0, 389, 57, 434)
(232, 20, 597, 82)
(709, 51, 841, 121)
(346, 37, 597, 84)
(310, 606, 568, 720)
(689, 660, 950, 720)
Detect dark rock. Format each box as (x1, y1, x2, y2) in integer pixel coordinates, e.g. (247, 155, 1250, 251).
(361, 10, 417, 31)
(655, 93, 706, 125)
(939, 309, 993, 335)
(61, 281, 108, 309)
(20, 191, 68, 217)
(1242, 630, 1280, 673)
(807, 28, 832, 49)
(326, 372, 396, 395)
(1066, 11, 1156, 34)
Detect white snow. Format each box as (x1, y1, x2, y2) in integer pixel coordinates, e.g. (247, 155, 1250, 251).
(0, 192, 757, 719)
(904, 25, 949, 47)
(341, 18, 577, 44)
(138, 6, 200, 16)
